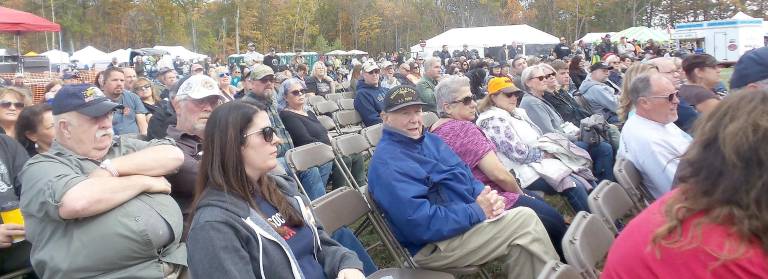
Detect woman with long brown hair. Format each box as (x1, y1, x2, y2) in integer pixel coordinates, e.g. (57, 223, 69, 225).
(186, 102, 364, 279)
(602, 88, 768, 278)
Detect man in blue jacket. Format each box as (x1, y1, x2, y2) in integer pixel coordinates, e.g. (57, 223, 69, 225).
(353, 60, 387, 126)
(368, 85, 558, 279)
(579, 62, 620, 123)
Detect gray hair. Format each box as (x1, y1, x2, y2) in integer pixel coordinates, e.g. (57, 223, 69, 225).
(519, 64, 545, 92)
(311, 61, 326, 77)
(423, 57, 441, 70)
(434, 75, 471, 116)
(627, 73, 656, 104)
(280, 77, 306, 97)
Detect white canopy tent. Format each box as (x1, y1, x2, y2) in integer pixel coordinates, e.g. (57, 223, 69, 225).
(107, 49, 131, 64)
(70, 46, 109, 67)
(41, 49, 69, 64)
(347, 49, 368, 55)
(577, 32, 617, 44)
(325, 50, 348, 55)
(411, 25, 559, 58)
(153, 45, 208, 60)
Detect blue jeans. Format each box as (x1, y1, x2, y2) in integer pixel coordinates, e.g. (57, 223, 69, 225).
(513, 190, 567, 262)
(575, 141, 615, 182)
(278, 157, 327, 200)
(527, 177, 590, 213)
(332, 227, 378, 275)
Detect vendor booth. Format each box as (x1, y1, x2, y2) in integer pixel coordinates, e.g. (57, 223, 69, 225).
(673, 12, 765, 62)
(411, 24, 559, 59)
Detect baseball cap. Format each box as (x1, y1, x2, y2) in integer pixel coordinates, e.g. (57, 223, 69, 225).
(158, 67, 175, 76)
(381, 61, 393, 69)
(363, 60, 380, 73)
(589, 62, 613, 72)
(487, 77, 521, 95)
(62, 71, 81, 80)
(247, 64, 274, 80)
(173, 75, 224, 100)
(682, 54, 720, 76)
(384, 85, 426, 112)
(730, 47, 768, 90)
(190, 63, 204, 72)
(52, 84, 123, 117)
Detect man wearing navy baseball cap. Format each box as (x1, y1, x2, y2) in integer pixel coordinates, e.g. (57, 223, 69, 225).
(730, 47, 768, 91)
(19, 83, 188, 277)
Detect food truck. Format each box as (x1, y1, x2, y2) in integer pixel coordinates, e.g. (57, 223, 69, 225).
(673, 12, 765, 62)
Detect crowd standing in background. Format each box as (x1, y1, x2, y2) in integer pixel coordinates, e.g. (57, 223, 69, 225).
(1, 37, 767, 278)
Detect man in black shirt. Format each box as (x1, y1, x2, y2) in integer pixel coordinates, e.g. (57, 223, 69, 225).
(263, 48, 279, 72)
(552, 37, 572, 59)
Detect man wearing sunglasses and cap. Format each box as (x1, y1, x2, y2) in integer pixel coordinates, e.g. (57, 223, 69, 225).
(619, 73, 691, 199)
(368, 85, 558, 279)
(353, 60, 388, 126)
(579, 62, 620, 123)
(19, 84, 188, 278)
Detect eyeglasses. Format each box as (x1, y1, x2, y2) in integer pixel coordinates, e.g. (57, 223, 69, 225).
(233, 71, 241, 74)
(139, 84, 152, 90)
(530, 73, 555, 81)
(0, 100, 24, 109)
(502, 91, 524, 99)
(646, 91, 679, 102)
(244, 126, 276, 142)
(449, 96, 474, 106)
(289, 89, 307, 96)
(218, 73, 231, 78)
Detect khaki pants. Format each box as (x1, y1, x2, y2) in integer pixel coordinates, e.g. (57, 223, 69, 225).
(413, 207, 558, 279)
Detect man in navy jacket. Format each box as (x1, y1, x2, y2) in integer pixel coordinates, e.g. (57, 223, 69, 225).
(353, 61, 387, 126)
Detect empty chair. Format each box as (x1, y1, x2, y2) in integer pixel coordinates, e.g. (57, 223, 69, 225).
(314, 100, 340, 115)
(331, 133, 372, 189)
(334, 110, 363, 134)
(311, 187, 370, 233)
(422, 111, 439, 128)
(562, 211, 615, 279)
(361, 123, 383, 149)
(325, 93, 343, 103)
(337, 98, 356, 110)
(317, 115, 339, 137)
(307, 95, 327, 107)
(284, 142, 338, 196)
(536, 261, 582, 279)
(614, 157, 654, 207)
(367, 268, 455, 279)
(588, 180, 637, 234)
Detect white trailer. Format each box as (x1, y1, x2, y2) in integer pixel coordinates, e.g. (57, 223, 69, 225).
(673, 13, 764, 62)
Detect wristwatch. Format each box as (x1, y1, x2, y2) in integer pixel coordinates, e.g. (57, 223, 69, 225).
(99, 159, 119, 177)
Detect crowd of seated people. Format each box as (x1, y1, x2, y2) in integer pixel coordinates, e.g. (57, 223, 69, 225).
(2, 45, 767, 279)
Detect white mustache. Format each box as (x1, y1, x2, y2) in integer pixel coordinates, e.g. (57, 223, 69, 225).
(95, 128, 114, 138)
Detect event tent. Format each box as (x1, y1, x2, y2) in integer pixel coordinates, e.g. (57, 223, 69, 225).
(411, 25, 559, 57)
(153, 45, 208, 60)
(577, 32, 617, 44)
(347, 50, 368, 55)
(614, 26, 670, 43)
(107, 49, 131, 64)
(70, 46, 109, 67)
(0, 6, 61, 72)
(325, 50, 348, 55)
(41, 49, 69, 64)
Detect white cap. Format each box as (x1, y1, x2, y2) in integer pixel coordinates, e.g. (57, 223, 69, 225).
(362, 60, 380, 73)
(176, 75, 224, 100)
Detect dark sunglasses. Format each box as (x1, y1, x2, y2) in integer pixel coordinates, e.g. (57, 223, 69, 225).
(244, 126, 276, 142)
(218, 72, 231, 78)
(289, 89, 307, 96)
(646, 91, 679, 102)
(531, 73, 556, 81)
(449, 96, 474, 106)
(0, 101, 24, 109)
(138, 84, 152, 90)
(502, 91, 524, 99)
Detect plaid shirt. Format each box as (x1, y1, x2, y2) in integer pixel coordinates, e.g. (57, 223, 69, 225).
(240, 93, 294, 157)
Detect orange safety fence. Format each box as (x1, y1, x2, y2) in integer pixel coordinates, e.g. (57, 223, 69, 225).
(2, 71, 101, 104)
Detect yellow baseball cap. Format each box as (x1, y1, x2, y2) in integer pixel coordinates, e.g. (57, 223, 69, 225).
(487, 77, 520, 95)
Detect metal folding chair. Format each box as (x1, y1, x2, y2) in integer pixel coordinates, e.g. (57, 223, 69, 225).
(562, 211, 615, 279)
(588, 180, 638, 234)
(536, 261, 582, 279)
(614, 156, 654, 207)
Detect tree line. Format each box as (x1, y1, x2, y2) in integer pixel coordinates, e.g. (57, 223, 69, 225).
(0, 0, 765, 61)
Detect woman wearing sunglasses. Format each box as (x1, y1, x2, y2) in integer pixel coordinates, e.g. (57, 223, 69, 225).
(0, 88, 28, 138)
(216, 70, 237, 102)
(520, 64, 615, 183)
(14, 103, 54, 156)
(429, 75, 569, 261)
(133, 77, 160, 119)
(187, 101, 365, 279)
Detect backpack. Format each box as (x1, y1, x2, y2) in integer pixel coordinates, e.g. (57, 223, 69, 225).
(579, 114, 609, 145)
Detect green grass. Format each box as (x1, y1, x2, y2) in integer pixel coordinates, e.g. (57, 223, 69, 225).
(719, 67, 734, 91)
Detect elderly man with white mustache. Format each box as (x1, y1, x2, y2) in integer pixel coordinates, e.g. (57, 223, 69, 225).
(19, 84, 188, 278)
(164, 75, 225, 231)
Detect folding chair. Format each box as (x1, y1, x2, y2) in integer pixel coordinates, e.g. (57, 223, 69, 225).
(422, 111, 439, 128)
(337, 98, 356, 110)
(562, 211, 615, 279)
(361, 123, 383, 151)
(361, 187, 491, 279)
(314, 100, 340, 116)
(536, 261, 582, 279)
(284, 142, 339, 197)
(307, 95, 327, 107)
(325, 93, 343, 103)
(588, 180, 638, 234)
(333, 110, 363, 134)
(330, 133, 373, 190)
(367, 268, 455, 279)
(317, 115, 340, 138)
(311, 186, 371, 233)
(342, 91, 356, 99)
(613, 156, 654, 207)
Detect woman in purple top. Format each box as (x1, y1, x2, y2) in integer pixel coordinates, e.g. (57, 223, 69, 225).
(429, 75, 567, 261)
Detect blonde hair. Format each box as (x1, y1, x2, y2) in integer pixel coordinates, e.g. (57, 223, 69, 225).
(0, 87, 28, 104)
(618, 63, 658, 123)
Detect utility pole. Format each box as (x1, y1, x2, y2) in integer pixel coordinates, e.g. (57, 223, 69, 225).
(235, 3, 240, 54)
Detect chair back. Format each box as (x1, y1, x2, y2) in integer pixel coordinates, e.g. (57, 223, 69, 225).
(325, 93, 343, 103)
(614, 156, 654, 205)
(315, 101, 340, 115)
(284, 142, 335, 172)
(307, 95, 327, 107)
(311, 187, 370, 233)
(588, 180, 636, 234)
(332, 133, 371, 156)
(422, 111, 439, 128)
(335, 110, 363, 126)
(337, 98, 356, 110)
(536, 261, 583, 279)
(367, 268, 456, 279)
(361, 123, 383, 147)
(317, 115, 338, 131)
(562, 211, 615, 279)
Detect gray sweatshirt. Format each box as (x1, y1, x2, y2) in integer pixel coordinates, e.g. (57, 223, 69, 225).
(578, 77, 619, 120)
